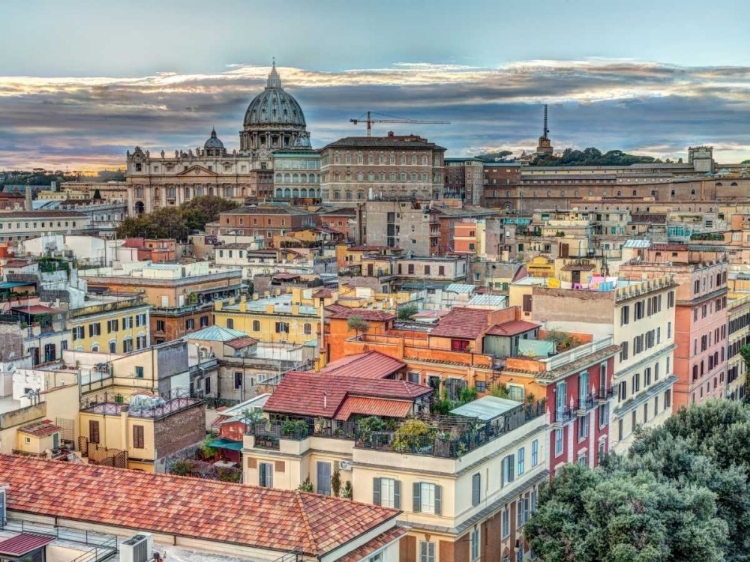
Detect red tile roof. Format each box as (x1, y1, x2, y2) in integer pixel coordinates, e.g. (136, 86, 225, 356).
(12, 305, 61, 315)
(334, 397, 413, 421)
(0, 534, 55, 556)
(317, 351, 406, 380)
(429, 307, 491, 340)
(265, 372, 432, 419)
(335, 526, 408, 562)
(18, 420, 61, 437)
(326, 307, 396, 322)
(0, 455, 399, 558)
(486, 320, 540, 337)
(225, 337, 258, 350)
(4, 260, 32, 268)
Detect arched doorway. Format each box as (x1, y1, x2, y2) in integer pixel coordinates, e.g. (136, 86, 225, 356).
(135, 201, 145, 214)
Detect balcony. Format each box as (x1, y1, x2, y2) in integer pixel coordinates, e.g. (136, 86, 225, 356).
(551, 406, 575, 427)
(247, 420, 357, 450)
(597, 386, 614, 404)
(576, 394, 596, 415)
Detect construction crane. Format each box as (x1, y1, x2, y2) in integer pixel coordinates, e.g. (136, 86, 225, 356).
(350, 111, 450, 137)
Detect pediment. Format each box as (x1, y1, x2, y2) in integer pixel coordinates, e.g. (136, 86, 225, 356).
(176, 165, 219, 177)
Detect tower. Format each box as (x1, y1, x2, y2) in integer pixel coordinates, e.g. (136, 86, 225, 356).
(536, 104, 554, 156)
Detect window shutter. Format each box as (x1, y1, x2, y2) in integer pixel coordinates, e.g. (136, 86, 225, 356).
(88, 324, 94, 337)
(434, 485, 442, 515)
(373, 478, 381, 506)
(394, 479, 401, 509)
(509, 455, 515, 482)
(413, 482, 421, 512)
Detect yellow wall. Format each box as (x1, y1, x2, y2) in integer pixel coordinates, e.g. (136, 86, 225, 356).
(70, 305, 150, 353)
(78, 410, 156, 470)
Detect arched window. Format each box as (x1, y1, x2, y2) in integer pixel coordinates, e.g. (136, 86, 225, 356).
(109, 341, 116, 353)
(300, 174, 307, 183)
(400, 173, 407, 181)
(275, 173, 282, 183)
(368, 172, 375, 181)
(284, 188, 291, 198)
(300, 188, 308, 197)
(411, 173, 418, 181)
(184, 187, 191, 199)
(275, 188, 283, 197)
(334, 191, 341, 200)
(390, 173, 397, 181)
(356, 172, 364, 181)
(731, 182, 738, 187)
(226, 187, 232, 197)
(346, 191, 353, 200)
(671, 190, 675, 197)
(716, 182, 723, 187)
(616, 191, 622, 197)
(358, 191, 364, 199)
(691, 189, 696, 196)
(292, 188, 299, 198)
(292, 173, 299, 183)
(632, 190, 637, 196)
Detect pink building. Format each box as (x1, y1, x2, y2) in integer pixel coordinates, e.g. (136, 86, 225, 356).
(620, 245, 728, 409)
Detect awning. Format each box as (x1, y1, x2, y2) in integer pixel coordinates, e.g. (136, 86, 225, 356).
(0, 281, 34, 289)
(208, 438, 243, 451)
(0, 534, 55, 557)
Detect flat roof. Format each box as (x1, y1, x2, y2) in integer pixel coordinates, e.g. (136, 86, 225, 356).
(450, 396, 522, 421)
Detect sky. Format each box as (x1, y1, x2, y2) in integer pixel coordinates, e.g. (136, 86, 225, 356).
(2, 0, 750, 171)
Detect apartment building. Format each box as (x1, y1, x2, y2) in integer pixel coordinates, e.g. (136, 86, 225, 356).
(68, 295, 151, 354)
(0, 211, 91, 242)
(208, 205, 317, 246)
(528, 276, 678, 453)
(364, 199, 441, 256)
(243, 366, 547, 562)
(82, 261, 242, 344)
(271, 149, 321, 200)
(620, 246, 728, 408)
(443, 157, 484, 204)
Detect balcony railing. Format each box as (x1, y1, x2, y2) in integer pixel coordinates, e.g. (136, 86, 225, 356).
(597, 386, 614, 402)
(576, 394, 596, 415)
(248, 420, 358, 450)
(552, 406, 575, 425)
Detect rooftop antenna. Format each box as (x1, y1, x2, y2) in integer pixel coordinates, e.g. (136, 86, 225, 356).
(543, 105, 549, 139)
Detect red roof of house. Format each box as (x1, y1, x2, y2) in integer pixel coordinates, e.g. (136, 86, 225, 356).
(18, 420, 61, 437)
(429, 307, 491, 340)
(225, 337, 258, 350)
(273, 273, 301, 280)
(265, 372, 431, 419)
(0, 455, 399, 558)
(334, 397, 413, 421)
(0, 534, 55, 556)
(326, 307, 396, 322)
(486, 320, 540, 337)
(4, 260, 32, 268)
(336, 527, 408, 562)
(316, 351, 406, 380)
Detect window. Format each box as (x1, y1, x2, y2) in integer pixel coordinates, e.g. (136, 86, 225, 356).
(413, 482, 441, 514)
(108, 341, 117, 353)
(200, 315, 209, 327)
(133, 425, 145, 449)
(665, 389, 672, 409)
(472, 473, 481, 506)
(517, 497, 530, 528)
(156, 320, 165, 332)
(620, 306, 629, 325)
(72, 326, 84, 340)
(502, 506, 511, 538)
(227, 318, 234, 329)
(598, 403, 608, 428)
(501, 454, 515, 486)
(135, 366, 144, 378)
(555, 428, 563, 456)
(531, 439, 539, 467)
(89, 323, 101, 337)
(373, 478, 401, 508)
(234, 372, 243, 389)
(578, 414, 589, 440)
(122, 338, 133, 353)
(259, 462, 273, 487)
(185, 318, 195, 331)
(107, 319, 118, 333)
(275, 321, 290, 334)
(451, 339, 470, 352)
(419, 542, 435, 562)
(471, 528, 480, 561)
(89, 420, 100, 444)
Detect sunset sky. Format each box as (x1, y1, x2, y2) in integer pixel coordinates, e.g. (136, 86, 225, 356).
(2, 0, 750, 170)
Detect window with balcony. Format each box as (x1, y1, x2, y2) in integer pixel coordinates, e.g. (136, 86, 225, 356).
(259, 462, 273, 487)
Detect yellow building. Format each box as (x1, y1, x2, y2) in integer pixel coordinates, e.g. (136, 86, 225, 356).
(15, 420, 62, 455)
(69, 295, 151, 354)
(214, 287, 337, 346)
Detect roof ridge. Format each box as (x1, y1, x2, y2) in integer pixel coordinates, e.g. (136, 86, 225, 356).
(295, 491, 322, 556)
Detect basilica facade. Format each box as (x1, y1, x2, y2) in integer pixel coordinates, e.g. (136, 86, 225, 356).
(123, 63, 312, 215)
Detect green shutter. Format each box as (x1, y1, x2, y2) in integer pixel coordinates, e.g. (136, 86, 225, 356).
(413, 482, 421, 512)
(434, 485, 442, 515)
(394, 479, 401, 510)
(373, 478, 381, 506)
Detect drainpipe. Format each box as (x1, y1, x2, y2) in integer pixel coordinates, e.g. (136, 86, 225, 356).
(120, 405, 128, 451)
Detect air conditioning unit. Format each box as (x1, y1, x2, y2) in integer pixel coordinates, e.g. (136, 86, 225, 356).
(120, 533, 153, 562)
(338, 460, 352, 471)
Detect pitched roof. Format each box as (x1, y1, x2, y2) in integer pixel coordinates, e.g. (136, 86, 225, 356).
(485, 320, 539, 337)
(317, 351, 406, 380)
(0, 455, 399, 558)
(182, 325, 249, 342)
(0, 534, 55, 557)
(225, 337, 258, 350)
(335, 526, 408, 562)
(560, 263, 595, 272)
(265, 372, 432, 419)
(334, 397, 413, 421)
(323, 136, 446, 151)
(429, 307, 491, 340)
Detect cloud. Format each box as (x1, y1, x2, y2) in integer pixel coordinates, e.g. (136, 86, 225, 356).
(1, 59, 750, 170)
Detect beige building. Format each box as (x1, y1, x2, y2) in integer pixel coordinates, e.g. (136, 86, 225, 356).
(319, 133, 446, 204)
(726, 293, 750, 401)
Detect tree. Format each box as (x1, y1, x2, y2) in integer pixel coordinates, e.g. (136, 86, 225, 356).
(346, 315, 370, 338)
(181, 196, 240, 231)
(397, 304, 419, 320)
(331, 466, 342, 497)
(92, 188, 102, 200)
(526, 464, 728, 562)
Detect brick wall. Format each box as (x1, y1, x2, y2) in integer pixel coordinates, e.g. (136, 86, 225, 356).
(154, 404, 206, 459)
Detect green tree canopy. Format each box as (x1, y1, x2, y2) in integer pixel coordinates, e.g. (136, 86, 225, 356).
(115, 196, 240, 240)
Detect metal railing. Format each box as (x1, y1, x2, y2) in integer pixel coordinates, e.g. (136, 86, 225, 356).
(1, 519, 118, 562)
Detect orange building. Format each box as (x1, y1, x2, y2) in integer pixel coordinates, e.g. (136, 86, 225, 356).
(122, 238, 177, 262)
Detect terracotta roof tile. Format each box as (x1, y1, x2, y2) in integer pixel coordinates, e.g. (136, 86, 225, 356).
(265, 372, 431, 419)
(326, 308, 396, 322)
(317, 351, 406, 379)
(0, 534, 55, 556)
(225, 337, 258, 350)
(486, 320, 539, 337)
(429, 307, 491, 340)
(334, 397, 412, 421)
(0, 455, 399, 557)
(335, 526, 408, 562)
(18, 420, 61, 437)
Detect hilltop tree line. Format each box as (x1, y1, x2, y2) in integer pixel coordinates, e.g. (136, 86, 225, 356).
(526, 400, 750, 562)
(115, 196, 239, 240)
(474, 147, 668, 166)
(0, 169, 125, 190)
